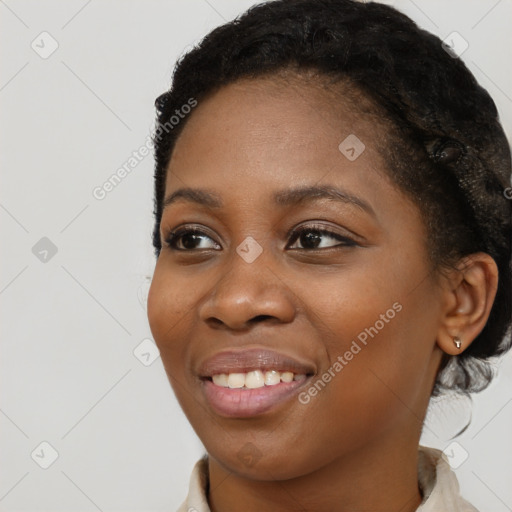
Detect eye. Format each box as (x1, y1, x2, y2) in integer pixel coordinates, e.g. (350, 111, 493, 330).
(164, 226, 221, 251)
(287, 224, 357, 250)
(163, 223, 358, 252)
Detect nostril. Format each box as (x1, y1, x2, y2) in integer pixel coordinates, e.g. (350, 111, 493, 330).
(251, 315, 274, 323)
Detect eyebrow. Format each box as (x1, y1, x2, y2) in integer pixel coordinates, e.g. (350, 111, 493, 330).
(162, 185, 375, 216)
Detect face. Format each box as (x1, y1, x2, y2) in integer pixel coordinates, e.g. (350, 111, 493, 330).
(147, 76, 445, 480)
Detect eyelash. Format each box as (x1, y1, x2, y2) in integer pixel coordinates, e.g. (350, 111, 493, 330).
(163, 224, 358, 251)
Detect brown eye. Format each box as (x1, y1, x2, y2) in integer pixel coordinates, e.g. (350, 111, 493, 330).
(165, 227, 221, 251)
(287, 225, 357, 250)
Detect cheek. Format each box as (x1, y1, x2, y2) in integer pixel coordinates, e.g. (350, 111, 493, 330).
(147, 261, 195, 362)
(302, 252, 439, 423)
(290, 314, 433, 464)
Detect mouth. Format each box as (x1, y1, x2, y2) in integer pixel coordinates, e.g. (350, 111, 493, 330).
(198, 348, 316, 418)
(209, 369, 308, 388)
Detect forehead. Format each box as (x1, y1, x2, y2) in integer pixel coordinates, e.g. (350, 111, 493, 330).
(166, 75, 390, 191)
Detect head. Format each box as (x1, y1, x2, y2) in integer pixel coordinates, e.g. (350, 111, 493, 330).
(147, 0, 512, 480)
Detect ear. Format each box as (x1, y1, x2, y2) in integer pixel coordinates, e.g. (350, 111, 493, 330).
(436, 253, 498, 356)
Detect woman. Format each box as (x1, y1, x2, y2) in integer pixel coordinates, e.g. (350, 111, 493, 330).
(147, 0, 512, 510)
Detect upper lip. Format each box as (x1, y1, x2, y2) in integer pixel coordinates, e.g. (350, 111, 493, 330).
(198, 347, 316, 377)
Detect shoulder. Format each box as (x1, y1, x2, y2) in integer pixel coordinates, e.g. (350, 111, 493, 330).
(176, 455, 211, 512)
(416, 445, 479, 512)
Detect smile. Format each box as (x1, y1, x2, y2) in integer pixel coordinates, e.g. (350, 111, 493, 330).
(198, 348, 316, 417)
(202, 375, 311, 418)
(210, 369, 307, 389)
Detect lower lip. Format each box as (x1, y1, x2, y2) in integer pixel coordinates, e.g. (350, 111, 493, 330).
(202, 378, 310, 418)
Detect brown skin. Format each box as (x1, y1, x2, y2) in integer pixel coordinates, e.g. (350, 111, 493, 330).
(147, 76, 498, 512)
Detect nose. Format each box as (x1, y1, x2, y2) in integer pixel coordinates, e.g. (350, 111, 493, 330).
(198, 249, 296, 331)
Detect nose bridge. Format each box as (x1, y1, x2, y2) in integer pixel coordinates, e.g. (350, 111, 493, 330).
(198, 240, 295, 329)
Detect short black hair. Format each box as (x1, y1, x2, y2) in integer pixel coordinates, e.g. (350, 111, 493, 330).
(151, 0, 512, 395)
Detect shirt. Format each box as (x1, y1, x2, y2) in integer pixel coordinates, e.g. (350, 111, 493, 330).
(177, 445, 479, 512)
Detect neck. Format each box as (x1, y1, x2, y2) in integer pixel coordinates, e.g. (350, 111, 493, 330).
(207, 425, 423, 512)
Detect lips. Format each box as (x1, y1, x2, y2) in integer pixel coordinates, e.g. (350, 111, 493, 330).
(197, 347, 316, 418)
(198, 347, 316, 377)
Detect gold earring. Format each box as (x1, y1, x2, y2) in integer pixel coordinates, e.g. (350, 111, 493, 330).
(454, 337, 462, 349)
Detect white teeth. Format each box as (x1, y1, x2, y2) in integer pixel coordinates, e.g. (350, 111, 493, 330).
(227, 373, 246, 388)
(211, 370, 307, 388)
(212, 374, 228, 387)
(245, 370, 265, 389)
(280, 371, 294, 383)
(264, 370, 281, 386)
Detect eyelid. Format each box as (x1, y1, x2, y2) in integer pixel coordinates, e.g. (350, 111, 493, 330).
(164, 224, 221, 250)
(163, 221, 360, 252)
(286, 223, 359, 249)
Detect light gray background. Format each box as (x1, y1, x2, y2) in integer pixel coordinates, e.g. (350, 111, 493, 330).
(1, 0, 511, 510)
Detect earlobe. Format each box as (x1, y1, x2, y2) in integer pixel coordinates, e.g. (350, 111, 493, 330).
(438, 333, 466, 356)
(436, 253, 498, 356)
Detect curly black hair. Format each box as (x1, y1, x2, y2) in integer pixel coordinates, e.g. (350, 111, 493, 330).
(151, 0, 512, 395)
